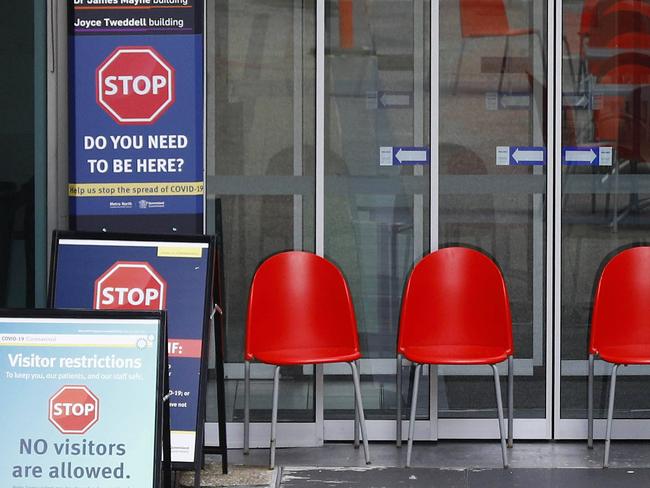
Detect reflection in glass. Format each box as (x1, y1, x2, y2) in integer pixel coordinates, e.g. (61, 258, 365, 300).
(206, 0, 316, 423)
(440, 0, 547, 419)
(324, 0, 431, 421)
(561, 0, 650, 420)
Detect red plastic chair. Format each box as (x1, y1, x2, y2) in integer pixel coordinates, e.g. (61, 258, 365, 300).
(587, 10, 650, 72)
(593, 53, 650, 157)
(243, 251, 370, 467)
(396, 247, 514, 467)
(454, 0, 545, 94)
(587, 246, 650, 467)
(591, 53, 650, 229)
(577, 0, 650, 81)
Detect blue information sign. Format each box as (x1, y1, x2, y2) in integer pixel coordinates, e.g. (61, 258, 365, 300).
(496, 146, 546, 166)
(380, 146, 430, 166)
(50, 233, 213, 468)
(69, 1, 204, 233)
(562, 146, 613, 166)
(0, 312, 164, 488)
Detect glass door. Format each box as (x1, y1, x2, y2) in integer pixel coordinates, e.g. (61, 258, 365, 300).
(322, 0, 552, 442)
(205, 0, 319, 448)
(556, 0, 650, 440)
(434, 0, 551, 440)
(322, 0, 434, 441)
(204, 0, 557, 448)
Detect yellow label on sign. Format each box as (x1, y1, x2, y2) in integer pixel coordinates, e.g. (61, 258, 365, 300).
(68, 181, 204, 197)
(157, 247, 203, 258)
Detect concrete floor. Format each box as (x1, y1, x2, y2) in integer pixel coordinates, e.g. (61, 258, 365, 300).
(225, 440, 650, 469)
(280, 466, 650, 488)
(194, 442, 650, 487)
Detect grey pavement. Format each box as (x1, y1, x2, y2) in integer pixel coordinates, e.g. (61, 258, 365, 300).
(188, 441, 650, 487)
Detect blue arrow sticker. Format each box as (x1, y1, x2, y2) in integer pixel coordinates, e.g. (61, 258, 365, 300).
(562, 146, 613, 166)
(367, 91, 413, 110)
(380, 146, 430, 166)
(496, 146, 546, 166)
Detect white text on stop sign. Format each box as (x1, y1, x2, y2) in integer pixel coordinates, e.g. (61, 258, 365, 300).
(103, 75, 167, 96)
(100, 287, 160, 307)
(53, 402, 95, 417)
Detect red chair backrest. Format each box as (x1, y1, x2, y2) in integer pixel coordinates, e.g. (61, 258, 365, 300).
(459, 0, 510, 37)
(592, 53, 650, 153)
(604, 0, 650, 18)
(588, 11, 650, 49)
(590, 247, 650, 354)
(397, 247, 513, 356)
(579, 0, 600, 37)
(245, 251, 360, 361)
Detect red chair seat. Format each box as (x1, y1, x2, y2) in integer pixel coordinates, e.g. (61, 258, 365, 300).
(402, 344, 509, 365)
(597, 344, 650, 365)
(254, 347, 361, 366)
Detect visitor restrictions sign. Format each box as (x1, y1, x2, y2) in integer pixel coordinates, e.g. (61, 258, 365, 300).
(0, 311, 165, 488)
(69, 0, 204, 233)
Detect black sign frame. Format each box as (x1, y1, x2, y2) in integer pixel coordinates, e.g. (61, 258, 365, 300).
(0, 308, 167, 488)
(48, 230, 215, 474)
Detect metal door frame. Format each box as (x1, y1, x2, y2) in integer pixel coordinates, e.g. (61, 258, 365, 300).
(323, 0, 554, 442)
(552, 0, 650, 441)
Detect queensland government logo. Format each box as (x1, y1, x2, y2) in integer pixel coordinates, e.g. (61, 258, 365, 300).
(138, 199, 165, 209)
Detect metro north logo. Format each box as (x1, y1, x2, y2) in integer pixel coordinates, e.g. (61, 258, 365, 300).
(96, 46, 175, 125)
(94, 261, 167, 310)
(49, 386, 99, 434)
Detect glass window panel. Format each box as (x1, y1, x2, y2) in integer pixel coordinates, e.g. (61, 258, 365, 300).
(439, 0, 547, 419)
(324, 0, 431, 421)
(205, 0, 316, 424)
(561, 0, 650, 421)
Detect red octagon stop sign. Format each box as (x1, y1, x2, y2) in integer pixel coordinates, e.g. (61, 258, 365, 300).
(94, 261, 167, 311)
(49, 385, 99, 435)
(96, 46, 175, 125)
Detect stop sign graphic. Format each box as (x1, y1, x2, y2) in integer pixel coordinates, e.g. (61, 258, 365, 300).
(96, 46, 175, 125)
(94, 261, 167, 310)
(49, 386, 99, 434)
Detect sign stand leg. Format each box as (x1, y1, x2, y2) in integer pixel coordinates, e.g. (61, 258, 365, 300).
(162, 334, 172, 488)
(163, 392, 172, 488)
(203, 304, 229, 474)
(193, 461, 202, 488)
(215, 327, 228, 474)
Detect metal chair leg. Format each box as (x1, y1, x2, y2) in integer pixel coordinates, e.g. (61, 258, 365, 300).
(588, 354, 594, 449)
(396, 354, 403, 447)
(269, 366, 280, 469)
(604, 364, 619, 468)
(497, 37, 510, 95)
(452, 39, 466, 95)
(244, 360, 251, 455)
(406, 363, 422, 468)
(354, 359, 360, 449)
(562, 35, 577, 92)
(508, 355, 514, 448)
(492, 364, 508, 468)
(350, 361, 371, 464)
(535, 31, 547, 70)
